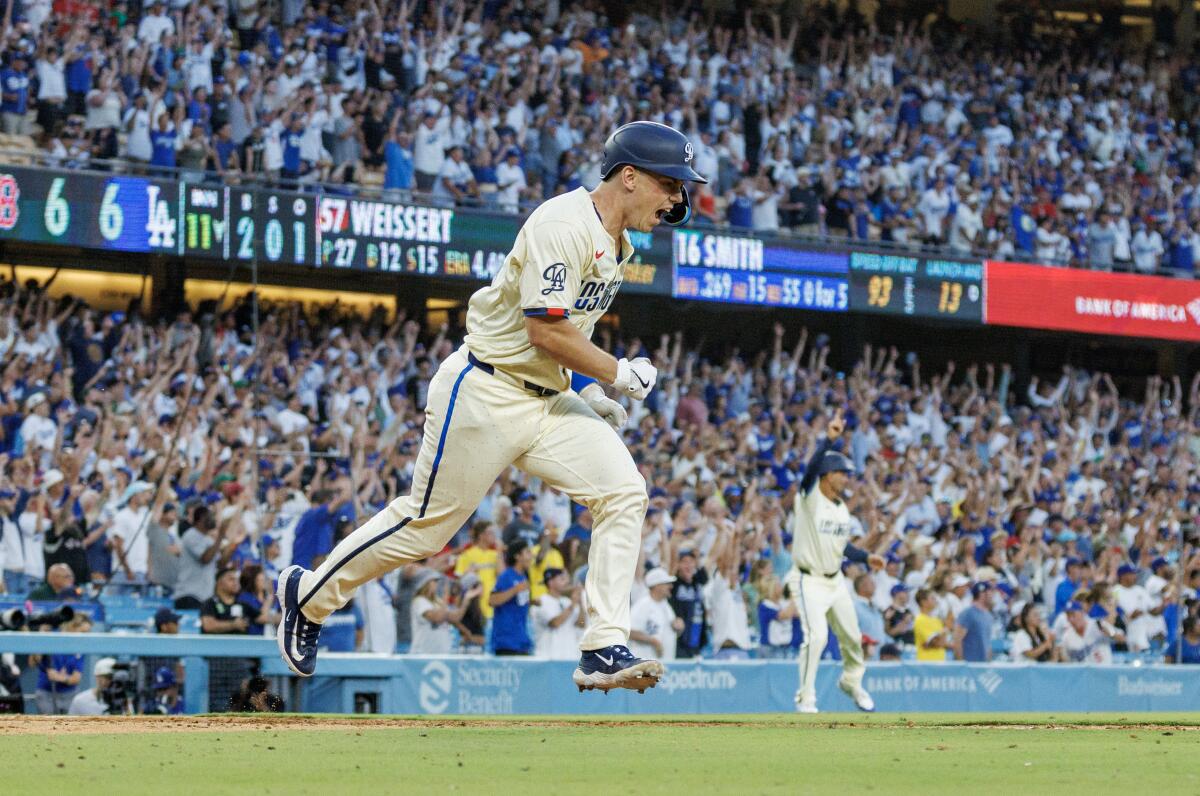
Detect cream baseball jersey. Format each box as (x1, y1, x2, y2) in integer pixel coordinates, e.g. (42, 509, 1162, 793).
(790, 485, 855, 576)
(464, 187, 633, 391)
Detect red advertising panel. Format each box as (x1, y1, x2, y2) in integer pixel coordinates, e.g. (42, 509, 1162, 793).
(985, 261, 1200, 342)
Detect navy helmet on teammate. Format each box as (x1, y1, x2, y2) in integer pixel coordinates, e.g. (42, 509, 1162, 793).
(600, 121, 708, 226)
(816, 450, 855, 477)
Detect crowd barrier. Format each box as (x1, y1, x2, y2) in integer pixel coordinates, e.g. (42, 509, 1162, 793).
(2, 633, 1197, 715)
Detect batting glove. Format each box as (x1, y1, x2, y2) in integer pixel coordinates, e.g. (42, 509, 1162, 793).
(612, 357, 657, 401)
(580, 382, 628, 430)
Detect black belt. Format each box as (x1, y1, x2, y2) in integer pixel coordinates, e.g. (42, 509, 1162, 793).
(467, 352, 559, 397)
(798, 566, 839, 579)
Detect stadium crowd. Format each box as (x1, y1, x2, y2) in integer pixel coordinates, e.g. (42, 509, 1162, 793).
(2, 1, 1200, 272)
(0, 278, 1197, 693)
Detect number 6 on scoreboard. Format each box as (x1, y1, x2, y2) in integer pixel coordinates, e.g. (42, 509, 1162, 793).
(99, 184, 124, 242)
(44, 177, 70, 237)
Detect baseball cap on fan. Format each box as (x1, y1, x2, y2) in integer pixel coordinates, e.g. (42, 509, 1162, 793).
(41, 469, 65, 491)
(644, 567, 676, 588)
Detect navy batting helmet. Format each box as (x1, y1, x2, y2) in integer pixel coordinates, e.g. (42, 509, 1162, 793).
(817, 451, 855, 476)
(600, 121, 708, 226)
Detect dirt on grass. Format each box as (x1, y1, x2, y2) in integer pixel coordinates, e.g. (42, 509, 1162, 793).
(0, 716, 524, 735)
(2, 715, 1199, 736)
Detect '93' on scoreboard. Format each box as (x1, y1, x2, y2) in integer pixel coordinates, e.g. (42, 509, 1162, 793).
(849, 252, 983, 323)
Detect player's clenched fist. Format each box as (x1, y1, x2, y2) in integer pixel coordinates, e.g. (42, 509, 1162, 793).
(580, 382, 629, 429)
(613, 357, 657, 400)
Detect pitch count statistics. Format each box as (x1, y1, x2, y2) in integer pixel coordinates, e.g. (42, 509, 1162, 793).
(0, 166, 516, 281)
(0, 165, 317, 264)
(0, 166, 673, 292)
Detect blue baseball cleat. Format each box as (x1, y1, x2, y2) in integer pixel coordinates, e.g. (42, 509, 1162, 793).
(573, 645, 665, 694)
(276, 565, 323, 677)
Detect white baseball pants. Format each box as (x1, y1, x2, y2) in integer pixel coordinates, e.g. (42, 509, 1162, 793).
(296, 348, 647, 651)
(785, 568, 866, 704)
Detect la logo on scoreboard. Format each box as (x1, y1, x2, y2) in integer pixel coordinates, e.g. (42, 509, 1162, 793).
(146, 185, 176, 249)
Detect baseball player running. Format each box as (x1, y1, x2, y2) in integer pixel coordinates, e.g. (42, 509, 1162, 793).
(277, 121, 707, 694)
(785, 408, 882, 713)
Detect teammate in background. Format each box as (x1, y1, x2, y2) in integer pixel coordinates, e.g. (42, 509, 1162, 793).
(277, 121, 707, 694)
(785, 408, 882, 713)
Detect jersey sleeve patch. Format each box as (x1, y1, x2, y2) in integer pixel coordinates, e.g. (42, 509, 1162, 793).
(518, 220, 587, 313)
(523, 307, 570, 317)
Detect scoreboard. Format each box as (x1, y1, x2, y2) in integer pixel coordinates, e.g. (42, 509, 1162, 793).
(0, 162, 1016, 332)
(317, 195, 518, 280)
(259, 190, 316, 266)
(0, 168, 178, 254)
(671, 229, 849, 312)
(848, 252, 983, 322)
(0, 166, 319, 265)
(181, 185, 316, 265)
(180, 183, 228, 258)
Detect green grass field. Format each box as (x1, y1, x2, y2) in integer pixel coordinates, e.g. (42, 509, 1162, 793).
(9, 713, 1199, 795)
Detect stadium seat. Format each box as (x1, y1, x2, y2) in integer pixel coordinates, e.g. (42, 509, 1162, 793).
(176, 610, 202, 635)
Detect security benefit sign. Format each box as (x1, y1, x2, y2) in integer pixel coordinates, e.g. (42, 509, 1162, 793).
(985, 261, 1200, 342)
(850, 252, 983, 323)
(672, 230, 849, 312)
(399, 658, 766, 715)
(0, 165, 178, 254)
(317, 197, 519, 280)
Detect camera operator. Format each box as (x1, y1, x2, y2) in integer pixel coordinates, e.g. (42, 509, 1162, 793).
(230, 674, 283, 713)
(29, 612, 90, 714)
(68, 657, 116, 716)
